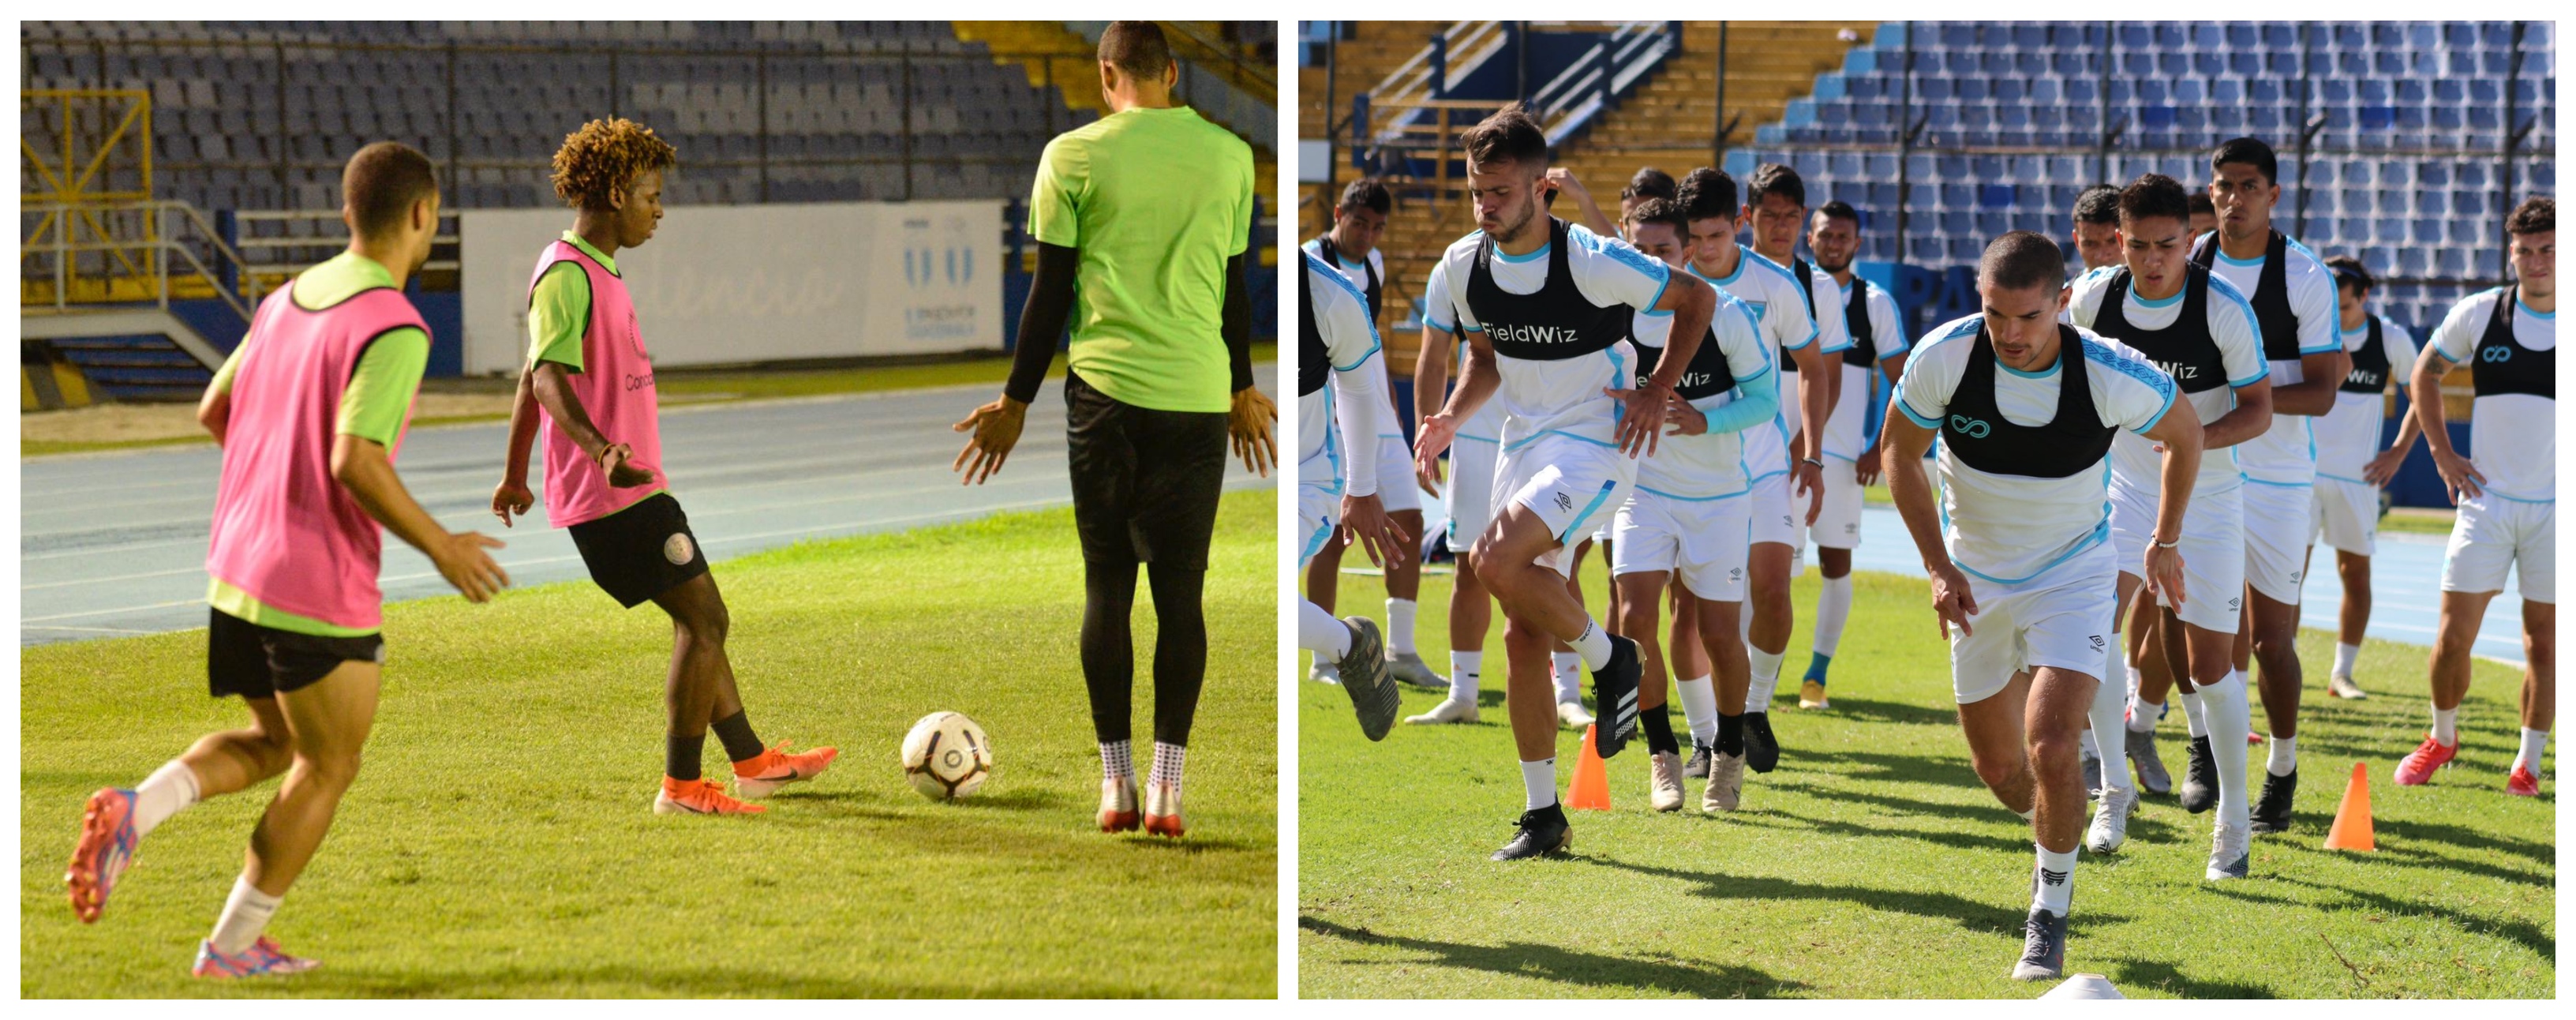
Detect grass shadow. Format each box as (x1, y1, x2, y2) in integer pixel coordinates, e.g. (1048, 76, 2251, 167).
(2098, 955, 2281, 999)
(1803, 697, 1960, 729)
(1730, 806, 2030, 856)
(2265, 875, 2555, 960)
(1297, 915, 1805, 998)
(1792, 748, 1988, 792)
(1583, 857, 2092, 937)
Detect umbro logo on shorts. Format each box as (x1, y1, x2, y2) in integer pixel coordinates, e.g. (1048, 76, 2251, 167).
(1949, 415, 1993, 439)
(2088, 635, 2104, 651)
(1554, 492, 1574, 512)
(2229, 596, 2242, 609)
(1730, 567, 1743, 579)
(2481, 346, 2514, 363)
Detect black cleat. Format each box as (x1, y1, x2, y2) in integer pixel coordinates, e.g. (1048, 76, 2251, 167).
(1590, 637, 1642, 759)
(2126, 727, 2172, 796)
(1685, 741, 1712, 779)
(2010, 908, 2068, 981)
(1743, 712, 1780, 773)
(1491, 804, 1573, 861)
(1336, 618, 1400, 741)
(2178, 735, 2218, 814)
(2249, 767, 2298, 834)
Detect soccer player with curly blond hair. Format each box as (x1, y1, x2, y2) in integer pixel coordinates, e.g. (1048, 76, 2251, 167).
(491, 118, 837, 816)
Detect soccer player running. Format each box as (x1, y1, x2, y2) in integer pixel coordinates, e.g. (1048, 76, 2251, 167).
(495, 118, 838, 817)
(1297, 251, 1410, 741)
(1302, 179, 1443, 690)
(2067, 174, 2272, 866)
(67, 143, 510, 977)
(1411, 105, 1717, 861)
(2187, 137, 2349, 828)
(951, 22, 1267, 838)
(1666, 167, 1839, 779)
(2394, 197, 2555, 797)
(1885, 231, 2202, 981)
(2309, 256, 2423, 700)
(1609, 197, 1776, 812)
(1796, 199, 1909, 710)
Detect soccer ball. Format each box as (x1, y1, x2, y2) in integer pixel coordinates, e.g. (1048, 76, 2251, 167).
(900, 711, 991, 801)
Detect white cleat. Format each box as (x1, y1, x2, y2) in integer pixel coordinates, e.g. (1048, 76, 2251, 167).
(1404, 696, 1479, 725)
(2327, 673, 2368, 699)
(1649, 751, 1685, 812)
(1556, 698, 1597, 729)
(2086, 786, 2137, 853)
(1702, 750, 1746, 812)
(2206, 823, 2251, 880)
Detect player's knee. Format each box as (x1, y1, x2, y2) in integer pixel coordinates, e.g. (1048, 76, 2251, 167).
(1971, 752, 2023, 793)
(296, 748, 363, 790)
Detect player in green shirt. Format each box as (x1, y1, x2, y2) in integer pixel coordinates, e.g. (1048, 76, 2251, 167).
(952, 21, 1271, 838)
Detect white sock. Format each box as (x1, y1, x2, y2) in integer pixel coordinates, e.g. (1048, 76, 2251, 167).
(1552, 651, 1583, 703)
(133, 759, 201, 839)
(2332, 641, 2361, 680)
(2031, 843, 2077, 915)
(2432, 704, 2458, 746)
(2125, 662, 2142, 698)
(1812, 576, 1853, 657)
(1299, 600, 1352, 658)
(1386, 598, 1418, 654)
(1747, 646, 1785, 712)
(2514, 727, 2548, 774)
(2267, 733, 2298, 777)
(1449, 651, 1482, 703)
(2089, 636, 2132, 795)
(1148, 741, 1185, 795)
(2201, 671, 2254, 829)
(1099, 739, 1134, 782)
(2128, 694, 2162, 733)
(1676, 673, 1719, 745)
(2016, 806, 2036, 822)
(2179, 688, 2209, 739)
(1520, 758, 1559, 811)
(1570, 620, 1614, 671)
(208, 876, 282, 955)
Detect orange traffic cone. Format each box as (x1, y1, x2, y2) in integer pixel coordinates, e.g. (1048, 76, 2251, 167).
(1565, 724, 1612, 811)
(2323, 761, 2376, 852)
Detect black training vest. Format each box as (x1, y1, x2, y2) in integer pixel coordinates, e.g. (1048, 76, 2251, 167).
(1840, 277, 1878, 368)
(1466, 217, 1633, 361)
(1297, 262, 1328, 397)
(1942, 322, 2117, 478)
(1782, 257, 1823, 374)
(1634, 320, 1740, 401)
(2191, 229, 2302, 362)
(2091, 264, 2227, 394)
(2340, 315, 2390, 394)
(2470, 284, 2554, 399)
(1315, 234, 1383, 323)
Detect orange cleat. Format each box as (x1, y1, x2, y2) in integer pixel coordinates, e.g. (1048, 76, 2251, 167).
(732, 742, 837, 800)
(1142, 781, 1185, 838)
(1099, 776, 1140, 832)
(2392, 735, 2458, 786)
(2507, 765, 2540, 797)
(653, 777, 766, 815)
(66, 787, 138, 924)
(193, 936, 319, 979)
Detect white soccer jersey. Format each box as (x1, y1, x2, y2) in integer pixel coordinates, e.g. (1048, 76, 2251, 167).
(1436, 223, 1670, 448)
(2205, 234, 2342, 485)
(1420, 255, 1505, 443)
(1301, 238, 1406, 443)
(2427, 287, 2555, 502)
(1298, 253, 1383, 497)
(1694, 244, 1818, 485)
(1628, 294, 1773, 498)
(1822, 276, 1908, 462)
(1896, 315, 2178, 583)
(2315, 313, 2418, 484)
(2066, 264, 2268, 497)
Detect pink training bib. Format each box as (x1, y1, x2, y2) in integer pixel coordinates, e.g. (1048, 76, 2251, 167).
(529, 239, 667, 527)
(204, 286, 427, 631)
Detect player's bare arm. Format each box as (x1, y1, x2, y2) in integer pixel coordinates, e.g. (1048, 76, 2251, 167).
(957, 240, 1077, 484)
(2409, 345, 2484, 501)
(1545, 167, 1616, 238)
(2362, 406, 2423, 485)
(332, 433, 508, 602)
(2136, 399, 2205, 606)
(492, 367, 540, 525)
(1787, 335, 1832, 523)
(530, 361, 653, 488)
(2199, 375, 2273, 449)
(1222, 249, 1277, 476)
(1855, 351, 1908, 486)
(1416, 324, 1503, 475)
(1881, 410, 1974, 636)
(1412, 320, 1458, 492)
(1612, 270, 1715, 458)
(2271, 347, 2351, 417)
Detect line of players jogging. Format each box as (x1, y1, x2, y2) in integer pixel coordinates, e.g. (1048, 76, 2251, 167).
(1303, 107, 2555, 983)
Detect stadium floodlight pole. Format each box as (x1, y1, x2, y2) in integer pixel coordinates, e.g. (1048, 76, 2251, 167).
(2500, 21, 2527, 281)
(1324, 22, 1338, 196)
(2095, 21, 2113, 186)
(1891, 21, 1912, 269)
(2293, 112, 2328, 239)
(1711, 21, 1728, 167)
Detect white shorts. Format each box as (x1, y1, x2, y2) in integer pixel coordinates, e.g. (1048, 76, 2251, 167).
(1443, 436, 1499, 549)
(2110, 482, 2245, 635)
(1949, 542, 2118, 704)
(1492, 433, 1638, 578)
(2241, 481, 2312, 606)
(1747, 470, 1810, 577)
(1297, 482, 1339, 569)
(1368, 436, 1421, 514)
(2441, 493, 2555, 603)
(2310, 477, 2381, 557)
(1612, 489, 1752, 601)
(1814, 456, 1867, 550)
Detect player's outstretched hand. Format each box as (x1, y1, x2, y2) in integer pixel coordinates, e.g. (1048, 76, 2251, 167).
(950, 395, 1028, 486)
(492, 479, 535, 527)
(1230, 387, 1279, 477)
(1927, 562, 1978, 638)
(1607, 384, 1672, 458)
(1792, 458, 1825, 525)
(2143, 542, 2188, 607)
(598, 443, 655, 488)
(2361, 446, 2409, 486)
(432, 531, 511, 603)
(1415, 413, 1461, 480)
(1339, 492, 1409, 568)
(2431, 446, 2487, 503)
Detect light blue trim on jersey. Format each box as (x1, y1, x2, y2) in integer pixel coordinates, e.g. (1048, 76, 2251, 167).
(1301, 515, 1338, 567)
(1494, 242, 1550, 264)
(2485, 490, 2557, 504)
(2203, 272, 2264, 342)
(1317, 382, 1346, 497)
(1701, 363, 1779, 434)
(2240, 475, 2313, 489)
(2132, 385, 2180, 436)
(2315, 471, 2375, 486)
(2299, 338, 2344, 354)
(1503, 429, 1620, 452)
(1639, 307, 1672, 317)
(1453, 433, 1500, 444)
(2080, 336, 2178, 403)
(1898, 397, 1944, 429)
(1304, 251, 1385, 370)
(1607, 343, 1631, 430)
(2230, 369, 2270, 388)
(1998, 356, 2060, 380)
(2517, 298, 2554, 320)
(2130, 283, 2185, 308)
(1559, 479, 1621, 545)
(1955, 518, 2112, 587)
(2216, 249, 2266, 268)
(2430, 344, 2462, 363)
(1427, 315, 1458, 332)
(1636, 483, 1751, 501)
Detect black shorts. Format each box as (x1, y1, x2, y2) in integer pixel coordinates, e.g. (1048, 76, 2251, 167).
(567, 491, 711, 608)
(1063, 369, 1229, 571)
(208, 609, 384, 699)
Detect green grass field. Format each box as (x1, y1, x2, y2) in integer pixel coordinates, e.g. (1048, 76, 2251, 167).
(22, 491, 1276, 996)
(1299, 564, 2552, 999)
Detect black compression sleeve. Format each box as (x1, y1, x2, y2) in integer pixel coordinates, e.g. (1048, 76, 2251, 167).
(1004, 242, 1080, 405)
(1223, 251, 1252, 394)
